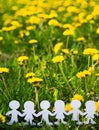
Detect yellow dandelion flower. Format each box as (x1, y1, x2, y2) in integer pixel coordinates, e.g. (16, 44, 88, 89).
(96, 28, 99, 34)
(67, 6, 79, 13)
(52, 107, 55, 112)
(96, 101, 99, 112)
(0, 36, 3, 41)
(89, 1, 96, 7)
(11, 21, 22, 28)
(83, 48, 99, 55)
(53, 42, 63, 54)
(17, 56, 28, 65)
(0, 113, 6, 123)
(86, 14, 93, 21)
(26, 16, 40, 24)
(34, 83, 41, 87)
(62, 49, 69, 54)
(71, 50, 78, 55)
(63, 28, 75, 36)
(63, 24, 73, 29)
(26, 26, 34, 30)
(27, 77, 43, 83)
(88, 67, 94, 73)
(83, 70, 91, 76)
(17, 56, 28, 62)
(92, 54, 99, 61)
(92, 5, 99, 16)
(11, 6, 18, 11)
(25, 31, 30, 36)
(52, 55, 64, 63)
(77, 37, 85, 42)
(72, 94, 84, 101)
(76, 71, 85, 79)
(29, 39, 38, 44)
(58, 6, 65, 12)
(19, 30, 24, 38)
(48, 19, 62, 27)
(25, 72, 35, 78)
(96, 73, 99, 77)
(41, 62, 47, 71)
(49, 10, 58, 18)
(90, 91, 94, 95)
(73, 51, 78, 55)
(0, 67, 9, 74)
(90, 20, 95, 24)
(65, 103, 73, 112)
(14, 40, 19, 44)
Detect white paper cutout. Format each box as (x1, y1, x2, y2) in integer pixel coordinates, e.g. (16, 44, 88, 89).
(22, 101, 37, 125)
(36, 100, 53, 126)
(53, 100, 68, 125)
(68, 100, 83, 125)
(6, 100, 22, 125)
(84, 100, 98, 124)
(6, 99, 99, 126)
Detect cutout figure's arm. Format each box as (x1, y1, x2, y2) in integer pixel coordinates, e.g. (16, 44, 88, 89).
(21, 113, 25, 117)
(51, 111, 56, 116)
(95, 112, 99, 116)
(33, 112, 38, 117)
(48, 111, 55, 116)
(64, 111, 69, 115)
(36, 111, 42, 117)
(18, 111, 24, 117)
(83, 112, 87, 116)
(6, 111, 12, 116)
(79, 110, 84, 116)
(67, 111, 72, 115)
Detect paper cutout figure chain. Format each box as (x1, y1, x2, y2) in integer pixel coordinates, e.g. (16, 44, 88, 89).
(6, 100, 99, 126)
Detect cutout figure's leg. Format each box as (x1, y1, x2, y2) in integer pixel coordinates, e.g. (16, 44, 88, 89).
(47, 121, 53, 126)
(7, 118, 17, 125)
(32, 122, 36, 125)
(30, 120, 33, 125)
(84, 118, 90, 124)
(7, 121, 14, 125)
(24, 122, 29, 125)
(54, 120, 59, 125)
(61, 119, 67, 124)
(45, 119, 53, 126)
(90, 119, 96, 124)
(77, 121, 82, 125)
(37, 122, 42, 126)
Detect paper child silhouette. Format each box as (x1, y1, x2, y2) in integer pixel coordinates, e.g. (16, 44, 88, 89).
(68, 100, 83, 125)
(53, 100, 68, 125)
(36, 100, 53, 126)
(22, 101, 37, 125)
(6, 100, 22, 125)
(84, 100, 98, 124)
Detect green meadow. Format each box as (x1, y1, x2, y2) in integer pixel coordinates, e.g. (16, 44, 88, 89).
(0, 0, 99, 129)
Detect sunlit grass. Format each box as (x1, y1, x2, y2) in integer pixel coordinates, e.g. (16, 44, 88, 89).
(0, 0, 99, 129)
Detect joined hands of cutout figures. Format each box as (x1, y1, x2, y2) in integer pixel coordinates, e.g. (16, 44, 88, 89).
(67, 100, 84, 125)
(6, 100, 23, 125)
(6, 100, 99, 126)
(84, 100, 98, 125)
(36, 100, 53, 126)
(53, 100, 68, 125)
(22, 101, 37, 125)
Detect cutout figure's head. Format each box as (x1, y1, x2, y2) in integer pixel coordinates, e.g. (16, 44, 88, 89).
(9, 100, 20, 110)
(24, 101, 35, 111)
(85, 100, 96, 111)
(54, 100, 65, 111)
(71, 100, 81, 109)
(40, 100, 50, 109)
